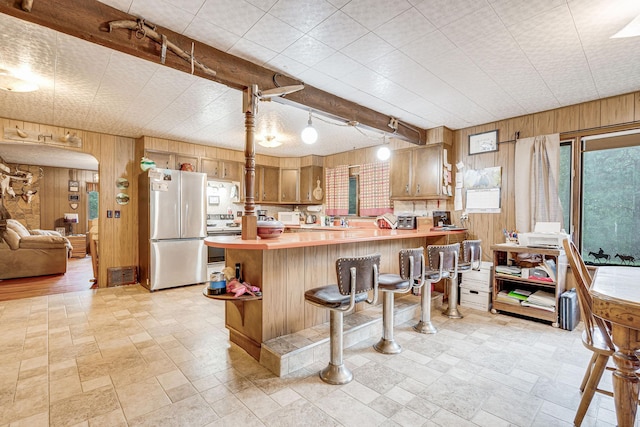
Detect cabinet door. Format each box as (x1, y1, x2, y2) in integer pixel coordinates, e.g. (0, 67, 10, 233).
(144, 150, 173, 170)
(222, 161, 242, 182)
(412, 144, 442, 198)
(280, 169, 299, 203)
(262, 167, 279, 202)
(201, 158, 220, 179)
(300, 165, 323, 202)
(390, 149, 412, 198)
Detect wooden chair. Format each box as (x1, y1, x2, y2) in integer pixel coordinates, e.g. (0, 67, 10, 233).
(304, 254, 380, 384)
(563, 238, 618, 426)
(375, 247, 425, 354)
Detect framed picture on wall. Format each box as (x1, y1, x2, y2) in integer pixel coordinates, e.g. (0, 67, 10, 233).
(68, 194, 80, 202)
(468, 130, 498, 155)
(68, 180, 79, 192)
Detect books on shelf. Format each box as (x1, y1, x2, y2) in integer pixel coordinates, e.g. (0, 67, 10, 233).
(496, 290, 521, 305)
(542, 259, 557, 281)
(527, 290, 556, 306)
(507, 289, 531, 301)
(495, 265, 521, 276)
(521, 300, 556, 312)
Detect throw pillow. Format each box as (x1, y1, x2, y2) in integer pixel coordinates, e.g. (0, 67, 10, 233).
(3, 228, 20, 250)
(6, 219, 30, 238)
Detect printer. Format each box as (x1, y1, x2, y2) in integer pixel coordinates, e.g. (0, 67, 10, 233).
(517, 222, 569, 248)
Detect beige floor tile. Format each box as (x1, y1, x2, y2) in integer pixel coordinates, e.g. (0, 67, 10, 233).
(50, 375, 83, 403)
(7, 410, 48, 427)
(115, 376, 171, 420)
(127, 394, 217, 426)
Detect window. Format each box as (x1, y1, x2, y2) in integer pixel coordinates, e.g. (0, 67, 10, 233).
(88, 191, 99, 220)
(348, 175, 358, 215)
(580, 130, 640, 266)
(558, 141, 572, 234)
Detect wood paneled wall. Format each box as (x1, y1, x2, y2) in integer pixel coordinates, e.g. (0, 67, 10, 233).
(0, 117, 137, 287)
(450, 91, 640, 261)
(3, 90, 639, 286)
(39, 167, 94, 235)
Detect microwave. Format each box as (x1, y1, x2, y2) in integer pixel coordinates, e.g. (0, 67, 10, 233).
(277, 211, 300, 225)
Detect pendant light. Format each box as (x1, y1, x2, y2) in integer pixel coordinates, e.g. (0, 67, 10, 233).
(377, 135, 391, 161)
(301, 110, 318, 144)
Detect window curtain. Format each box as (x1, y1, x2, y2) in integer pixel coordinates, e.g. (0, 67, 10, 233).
(325, 165, 349, 216)
(514, 133, 563, 233)
(359, 162, 393, 216)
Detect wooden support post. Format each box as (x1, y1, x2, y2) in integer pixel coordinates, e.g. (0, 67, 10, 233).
(242, 85, 257, 240)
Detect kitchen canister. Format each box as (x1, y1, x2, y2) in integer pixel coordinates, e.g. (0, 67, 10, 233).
(208, 272, 226, 295)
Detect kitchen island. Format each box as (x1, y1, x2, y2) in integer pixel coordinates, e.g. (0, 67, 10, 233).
(205, 228, 466, 372)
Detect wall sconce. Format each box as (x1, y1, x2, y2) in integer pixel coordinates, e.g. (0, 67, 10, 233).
(301, 110, 318, 145)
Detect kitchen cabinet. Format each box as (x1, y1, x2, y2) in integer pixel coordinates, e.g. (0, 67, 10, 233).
(175, 155, 199, 171)
(300, 165, 324, 203)
(490, 243, 567, 327)
(261, 166, 279, 202)
(280, 169, 299, 203)
(201, 158, 242, 181)
(144, 150, 173, 170)
(390, 144, 446, 199)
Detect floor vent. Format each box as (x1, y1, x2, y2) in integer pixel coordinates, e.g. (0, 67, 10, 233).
(107, 266, 138, 287)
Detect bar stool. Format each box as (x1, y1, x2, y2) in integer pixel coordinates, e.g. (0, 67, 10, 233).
(434, 243, 463, 319)
(304, 254, 380, 385)
(374, 247, 425, 354)
(414, 243, 457, 332)
(444, 239, 482, 318)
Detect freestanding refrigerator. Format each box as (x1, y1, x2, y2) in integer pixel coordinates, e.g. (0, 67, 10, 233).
(139, 169, 207, 291)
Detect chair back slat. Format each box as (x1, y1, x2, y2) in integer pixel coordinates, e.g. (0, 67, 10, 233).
(336, 254, 381, 296)
(562, 238, 614, 351)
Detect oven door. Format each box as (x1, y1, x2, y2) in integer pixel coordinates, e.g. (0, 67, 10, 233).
(207, 230, 241, 263)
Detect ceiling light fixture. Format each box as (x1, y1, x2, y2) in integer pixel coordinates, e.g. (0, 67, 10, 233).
(301, 110, 318, 144)
(258, 135, 282, 148)
(0, 69, 39, 92)
(612, 14, 640, 38)
(377, 135, 391, 161)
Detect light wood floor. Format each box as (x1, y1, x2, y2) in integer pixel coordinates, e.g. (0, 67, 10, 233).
(0, 256, 95, 302)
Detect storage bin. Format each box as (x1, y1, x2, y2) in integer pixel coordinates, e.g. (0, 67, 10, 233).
(460, 261, 492, 292)
(459, 285, 491, 311)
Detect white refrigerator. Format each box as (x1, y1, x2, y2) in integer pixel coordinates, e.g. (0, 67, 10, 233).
(139, 169, 207, 291)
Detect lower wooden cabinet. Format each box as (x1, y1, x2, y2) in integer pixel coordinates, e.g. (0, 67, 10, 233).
(67, 234, 87, 258)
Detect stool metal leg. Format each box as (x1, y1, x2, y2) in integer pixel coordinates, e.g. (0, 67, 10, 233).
(374, 291, 402, 354)
(414, 282, 437, 334)
(320, 310, 353, 384)
(443, 276, 463, 319)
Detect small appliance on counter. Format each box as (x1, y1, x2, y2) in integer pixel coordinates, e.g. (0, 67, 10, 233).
(277, 211, 300, 225)
(305, 214, 317, 224)
(257, 210, 268, 221)
(397, 214, 417, 230)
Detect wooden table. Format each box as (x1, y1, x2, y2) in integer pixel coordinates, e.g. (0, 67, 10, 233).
(590, 266, 640, 427)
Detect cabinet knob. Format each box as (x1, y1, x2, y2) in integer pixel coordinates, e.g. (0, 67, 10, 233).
(405, 184, 409, 193)
(416, 184, 420, 193)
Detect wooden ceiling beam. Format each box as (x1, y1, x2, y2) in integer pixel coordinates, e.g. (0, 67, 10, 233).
(0, 0, 426, 145)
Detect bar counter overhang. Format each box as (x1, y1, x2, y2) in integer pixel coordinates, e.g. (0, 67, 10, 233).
(205, 228, 466, 373)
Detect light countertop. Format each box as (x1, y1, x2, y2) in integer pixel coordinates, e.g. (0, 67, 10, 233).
(205, 228, 466, 250)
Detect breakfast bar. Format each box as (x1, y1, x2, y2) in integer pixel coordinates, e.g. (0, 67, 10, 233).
(205, 228, 466, 366)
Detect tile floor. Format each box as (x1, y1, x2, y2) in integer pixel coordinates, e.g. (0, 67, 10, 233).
(0, 283, 631, 426)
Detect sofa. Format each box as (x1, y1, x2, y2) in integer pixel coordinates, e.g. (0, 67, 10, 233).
(0, 219, 72, 280)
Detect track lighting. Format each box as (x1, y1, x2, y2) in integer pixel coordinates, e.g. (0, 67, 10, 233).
(301, 110, 318, 144)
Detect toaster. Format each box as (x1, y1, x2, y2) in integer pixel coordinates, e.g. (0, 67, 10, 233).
(396, 215, 417, 230)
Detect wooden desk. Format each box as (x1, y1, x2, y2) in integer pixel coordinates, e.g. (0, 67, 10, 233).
(590, 266, 640, 427)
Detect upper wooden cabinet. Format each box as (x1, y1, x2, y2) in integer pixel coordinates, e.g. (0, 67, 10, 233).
(201, 158, 242, 181)
(261, 166, 280, 203)
(300, 165, 324, 203)
(144, 150, 173, 170)
(390, 144, 446, 200)
(280, 169, 299, 203)
(175, 155, 199, 171)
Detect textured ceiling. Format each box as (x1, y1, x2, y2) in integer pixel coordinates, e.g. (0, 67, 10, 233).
(0, 0, 640, 167)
